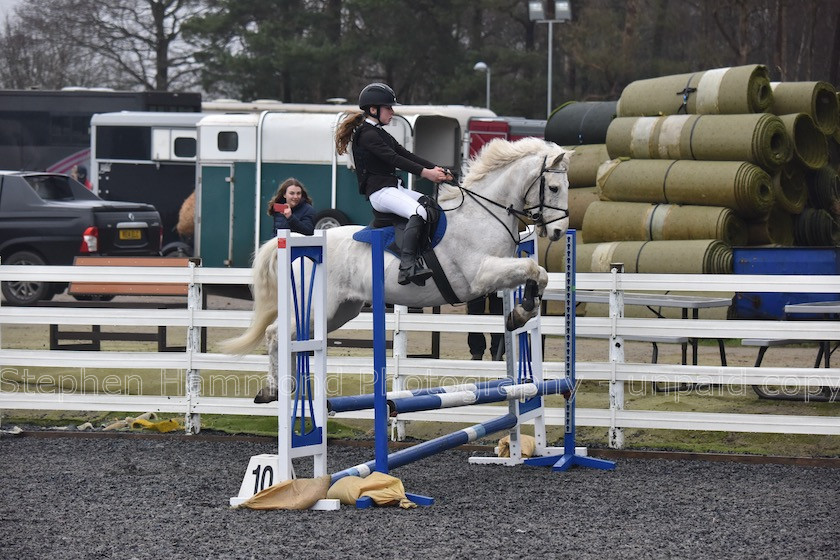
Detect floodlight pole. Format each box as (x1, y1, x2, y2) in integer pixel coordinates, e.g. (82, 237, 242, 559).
(474, 61, 491, 110)
(529, 1, 571, 119)
(547, 21, 553, 119)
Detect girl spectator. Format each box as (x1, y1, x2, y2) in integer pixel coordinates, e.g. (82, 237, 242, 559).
(267, 178, 316, 236)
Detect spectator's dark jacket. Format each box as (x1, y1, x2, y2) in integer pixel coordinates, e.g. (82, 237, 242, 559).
(273, 202, 316, 235)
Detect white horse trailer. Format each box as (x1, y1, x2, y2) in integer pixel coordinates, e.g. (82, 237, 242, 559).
(90, 111, 203, 256)
(195, 109, 466, 268)
(88, 103, 495, 267)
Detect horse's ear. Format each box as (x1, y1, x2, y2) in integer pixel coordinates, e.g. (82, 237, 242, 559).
(550, 148, 573, 170)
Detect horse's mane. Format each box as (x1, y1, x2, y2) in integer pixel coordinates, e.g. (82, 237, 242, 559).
(438, 137, 560, 202)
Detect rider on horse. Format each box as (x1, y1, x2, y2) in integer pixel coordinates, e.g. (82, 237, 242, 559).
(336, 82, 453, 286)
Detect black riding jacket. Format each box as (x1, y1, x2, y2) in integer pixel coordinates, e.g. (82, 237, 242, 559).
(352, 120, 435, 197)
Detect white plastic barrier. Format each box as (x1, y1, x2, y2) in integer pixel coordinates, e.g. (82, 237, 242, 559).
(1, 264, 839, 443)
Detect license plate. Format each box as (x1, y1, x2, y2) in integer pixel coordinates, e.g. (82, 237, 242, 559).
(119, 229, 142, 240)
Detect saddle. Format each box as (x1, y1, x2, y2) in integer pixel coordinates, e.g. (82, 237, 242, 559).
(352, 202, 461, 304)
(353, 204, 445, 257)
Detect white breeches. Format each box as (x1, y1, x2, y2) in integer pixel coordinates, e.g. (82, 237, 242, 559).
(369, 186, 428, 221)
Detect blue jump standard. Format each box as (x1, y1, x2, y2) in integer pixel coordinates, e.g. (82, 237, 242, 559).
(327, 378, 513, 414)
(386, 379, 573, 415)
(523, 228, 614, 472)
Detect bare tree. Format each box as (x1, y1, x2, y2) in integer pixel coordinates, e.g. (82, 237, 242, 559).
(773, 0, 786, 79)
(79, 0, 206, 91)
(0, 9, 112, 89)
(1, 0, 205, 91)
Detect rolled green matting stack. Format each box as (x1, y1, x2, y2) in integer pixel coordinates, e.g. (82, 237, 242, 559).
(771, 164, 808, 214)
(596, 159, 774, 219)
(770, 81, 840, 135)
(616, 64, 773, 116)
(565, 144, 610, 187)
(545, 101, 617, 146)
(794, 208, 840, 246)
(834, 91, 840, 143)
(568, 187, 599, 231)
(807, 165, 840, 211)
(564, 240, 733, 274)
(777, 113, 828, 170)
(747, 207, 795, 246)
(581, 201, 747, 246)
(606, 113, 792, 170)
(537, 69, 840, 278)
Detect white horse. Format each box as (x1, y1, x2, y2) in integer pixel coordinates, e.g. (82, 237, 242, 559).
(220, 137, 571, 401)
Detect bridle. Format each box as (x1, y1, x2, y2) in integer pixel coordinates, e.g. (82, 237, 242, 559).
(443, 155, 569, 245)
(511, 155, 570, 227)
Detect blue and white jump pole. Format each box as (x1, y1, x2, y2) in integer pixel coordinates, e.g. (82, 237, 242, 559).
(327, 378, 513, 413)
(386, 379, 572, 415)
(331, 413, 518, 484)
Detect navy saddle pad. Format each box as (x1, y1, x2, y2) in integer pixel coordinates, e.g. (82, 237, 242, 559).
(352, 211, 447, 257)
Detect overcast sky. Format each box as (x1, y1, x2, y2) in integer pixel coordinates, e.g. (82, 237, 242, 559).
(0, 0, 21, 22)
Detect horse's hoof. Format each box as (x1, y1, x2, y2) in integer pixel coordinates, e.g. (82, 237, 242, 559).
(254, 387, 278, 403)
(505, 312, 517, 331)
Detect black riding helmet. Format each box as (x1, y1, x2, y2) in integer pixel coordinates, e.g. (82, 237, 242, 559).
(358, 82, 399, 111)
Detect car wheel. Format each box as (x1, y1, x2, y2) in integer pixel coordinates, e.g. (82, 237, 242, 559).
(314, 209, 349, 230)
(161, 242, 193, 258)
(164, 247, 192, 258)
(1, 250, 52, 306)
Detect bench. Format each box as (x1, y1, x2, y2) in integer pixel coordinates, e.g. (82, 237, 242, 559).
(741, 338, 804, 368)
(742, 338, 838, 401)
(742, 338, 838, 369)
(580, 333, 690, 364)
(580, 333, 697, 393)
(49, 256, 204, 352)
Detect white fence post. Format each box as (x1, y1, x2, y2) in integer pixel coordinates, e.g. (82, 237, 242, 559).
(184, 260, 202, 435)
(392, 304, 408, 441)
(608, 263, 625, 449)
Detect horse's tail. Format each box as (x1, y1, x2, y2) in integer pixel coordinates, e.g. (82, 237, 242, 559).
(218, 240, 279, 355)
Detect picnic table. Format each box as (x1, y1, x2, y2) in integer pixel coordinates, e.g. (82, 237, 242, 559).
(543, 289, 732, 366)
(746, 300, 840, 402)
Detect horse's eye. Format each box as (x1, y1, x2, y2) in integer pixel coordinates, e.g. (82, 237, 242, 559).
(549, 186, 559, 193)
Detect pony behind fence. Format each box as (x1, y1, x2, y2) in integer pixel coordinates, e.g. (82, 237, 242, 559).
(220, 137, 571, 400)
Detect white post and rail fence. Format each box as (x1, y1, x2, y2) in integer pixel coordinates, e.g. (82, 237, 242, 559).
(0, 263, 838, 444)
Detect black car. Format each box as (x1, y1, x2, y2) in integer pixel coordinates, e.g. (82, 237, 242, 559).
(0, 171, 162, 305)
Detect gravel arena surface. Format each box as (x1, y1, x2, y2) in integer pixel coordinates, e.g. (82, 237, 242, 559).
(1, 434, 839, 559)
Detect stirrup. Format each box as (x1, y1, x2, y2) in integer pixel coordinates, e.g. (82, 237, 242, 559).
(410, 266, 433, 286)
(398, 263, 433, 286)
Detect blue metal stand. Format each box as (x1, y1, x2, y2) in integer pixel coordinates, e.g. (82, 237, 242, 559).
(367, 230, 434, 507)
(371, 230, 389, 475)
(524, 229, 615, 472)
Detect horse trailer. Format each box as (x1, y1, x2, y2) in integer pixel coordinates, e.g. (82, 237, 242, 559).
(90, 111, 204, 256)
(87, 103, 495, 268)
(0, 89, 200, 175)
(466, 116, 547, 158)
(194, 109, 466, 268)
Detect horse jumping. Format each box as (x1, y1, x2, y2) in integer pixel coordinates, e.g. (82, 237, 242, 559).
(219, 137, 571, 401)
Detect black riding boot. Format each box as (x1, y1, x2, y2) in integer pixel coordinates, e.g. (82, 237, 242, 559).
(398, 214, 433, 286)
